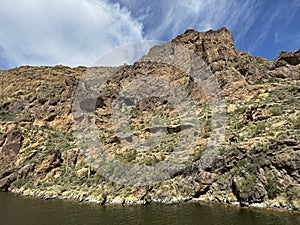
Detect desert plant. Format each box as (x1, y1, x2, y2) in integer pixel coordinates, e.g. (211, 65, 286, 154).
(264, 172, 281, 199)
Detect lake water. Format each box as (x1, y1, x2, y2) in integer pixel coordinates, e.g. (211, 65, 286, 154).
(0, 192, 300, 225)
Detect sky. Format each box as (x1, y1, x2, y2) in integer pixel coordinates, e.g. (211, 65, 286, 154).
(0, 0, 299, 70)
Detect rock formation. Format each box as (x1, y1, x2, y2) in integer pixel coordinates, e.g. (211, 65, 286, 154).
(0, 27, 299, 210)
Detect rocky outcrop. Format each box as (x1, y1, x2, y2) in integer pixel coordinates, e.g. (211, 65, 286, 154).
(0, 27, 299, 211)
(275, 49, 300, 67)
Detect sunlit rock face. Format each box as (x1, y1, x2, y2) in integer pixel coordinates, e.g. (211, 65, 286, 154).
(0, 28, 299, 210)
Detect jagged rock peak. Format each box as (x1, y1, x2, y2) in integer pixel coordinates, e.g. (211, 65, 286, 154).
(183, 27, 233, 39)
(172, 27, 234, 49)
(162, 27, 239, 72)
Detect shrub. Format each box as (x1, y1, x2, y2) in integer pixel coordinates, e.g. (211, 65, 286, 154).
(269, 106, 283, 116)
(265, 172, 281, 199)
(292, 116, 300, 129)
(192, 147, 203, 162)
(286, 185, 300, 202)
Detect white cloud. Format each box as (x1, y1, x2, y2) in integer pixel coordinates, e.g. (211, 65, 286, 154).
(0, 0, 144, 68)
(1, 0, 299, 68)
(111, 0, 261, 41)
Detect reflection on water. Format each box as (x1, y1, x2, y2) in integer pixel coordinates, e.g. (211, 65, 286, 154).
(0, 192, 299, 225)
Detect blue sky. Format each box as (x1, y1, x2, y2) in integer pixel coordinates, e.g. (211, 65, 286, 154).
(0, 0, 299, 69)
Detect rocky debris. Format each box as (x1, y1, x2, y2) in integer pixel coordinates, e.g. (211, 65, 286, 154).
(0, 27, 299, 211)
(193, 171, 218, 197)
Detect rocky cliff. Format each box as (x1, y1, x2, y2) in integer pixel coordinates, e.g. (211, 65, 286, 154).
(0, 27, 299, 210)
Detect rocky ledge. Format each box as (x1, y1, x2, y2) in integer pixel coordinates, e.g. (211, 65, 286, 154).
(0, 27, 299, 211)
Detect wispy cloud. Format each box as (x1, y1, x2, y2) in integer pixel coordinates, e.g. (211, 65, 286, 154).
(112, 0, 299, 57)
(0, 0, 143, 69)
(242, 0, 300, 55)
(0, 0, 299, 68)
(246, 5, 283, 54)
(109, 0, 263, 50)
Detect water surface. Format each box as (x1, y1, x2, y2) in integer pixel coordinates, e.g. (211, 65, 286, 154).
(0, 192, 299, 225)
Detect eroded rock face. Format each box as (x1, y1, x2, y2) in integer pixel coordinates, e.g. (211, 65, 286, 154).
(0, 27, 299, 210)
(1, 129, 23, 156)
(275, 49, 300, 67)
(0, 128, 24, 190)
(34, 150, 63, 177)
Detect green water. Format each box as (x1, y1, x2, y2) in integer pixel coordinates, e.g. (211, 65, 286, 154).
(0, 192, 299, 225)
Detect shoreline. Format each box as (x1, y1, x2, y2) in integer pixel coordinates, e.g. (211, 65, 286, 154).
(6, 189, 300, 213)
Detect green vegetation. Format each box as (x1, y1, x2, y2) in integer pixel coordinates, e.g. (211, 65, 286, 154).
(265, 172, 281, 199)
(115, 149, 137, 163)
(192, 147, 204, 162)
(0, 110, 16, 121)
(254, 57, 265, 64)
(240, 175, 258, 194)
(286, 185, 300, 203)
(292, 116, 300, 129)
